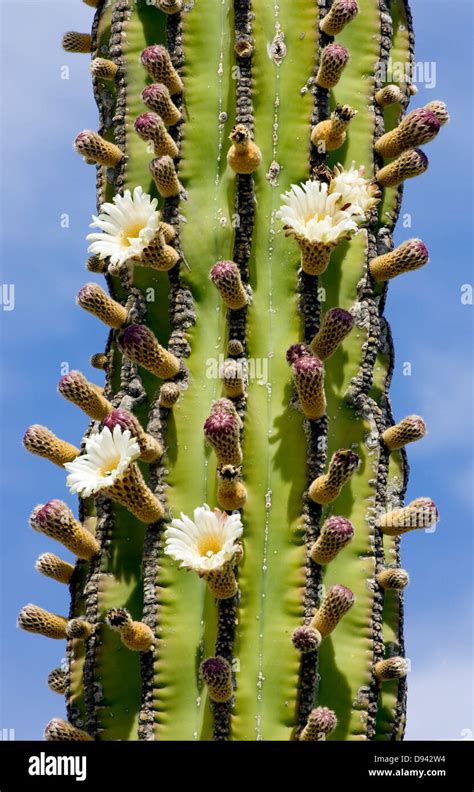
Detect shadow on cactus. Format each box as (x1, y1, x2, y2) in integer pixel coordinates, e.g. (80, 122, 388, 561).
(19, 0, 448, 742)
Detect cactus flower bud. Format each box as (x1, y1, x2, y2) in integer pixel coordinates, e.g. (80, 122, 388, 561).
(310, 516, 354, 565)
(35, 552, 75, 585)
(90, 352, 108, 370)
(204, 410, 243, 466)
(141, 83, 181, 126)
(140, 45, 183, 95)
(106, 608, 155, 652)
(134, 112, 179, 158)
(376, 568, 410, 590)
(149, 155, 181, 197)
(119, 324, 180, 379)
(310, 584, 355, 637)
(374, 657, 409, 682)
(62, 32, 92, 54)
(154, 0, 183, 12)
(375, 84, 404, 107)
(227, 124, 262, 174)
(375, 108, 440, 158)
(102, 408, 163, 463)
(47, 668, 67, 695)
(23, 425, 79, 467)
(201, 656, 233, 703)
(309, 449, 360, 504)
(66, 619, 94, 640)
(158, 382, 181, 409)
(90, 57, 118, 80)
(376, 147, 428, 188)
(74, 130, 123, 167)
(217, 464, 247, 511)
(18, 605, 68, 639)
(44, 718, 93, 741)
(292, 355, 326, 420)
(58, 370, 113, 420)
(424, 100, 450, 126)
(221, 359, 245, 398)
(210, 260, 248, 310)
(311, 104, 357, 152)
(369, 239, 429, 282)
(309, 307, 354, 360)
(77, 283, 128, 329)
(30, 500, 100, 559)
(292, 625, 322, 653)
(300, 707, 338, 741)
(320, 0, 359, 36)
(382, 415, 427, 450)
(315, 44, 350, 89)
(228, 339, 244, 356)
(377, 497, 439, 536)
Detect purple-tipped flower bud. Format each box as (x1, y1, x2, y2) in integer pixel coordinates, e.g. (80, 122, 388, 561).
(204, 410, 242, 466)
(210, 260, 248, 310)
(310, 308, 354, 360)
(30, 500, 100, 559)
(376, 147, 428, 188)
(149, 155, 181, 197)
(134, 112, 179, 158)
(119, 324, 180, 379)
(376, 108, 440, 158)
(377, 497, 439, 536)
(201, 656, 233, 703)
(58, 370, 112, 420)
(140, 45, 183, 95)
(320, 0, 359, 36)
(74, 130, 123, 167)
(141, 83, 181, 126)
(309, 448, 360, 504)
(286, 343, 312, 365)
(292, 355, 326, 420)
(369, 239, 429, 282)
(310, 516, 354, 565)
(102, 409, 163, 463)
(77, 283, 128, 329)
(424, 100, 449, 126)
(292, 625, 322, 653)
(310, 584, 355, 637)
(300, 707, 338, 741)
(316, 44, 350, 89)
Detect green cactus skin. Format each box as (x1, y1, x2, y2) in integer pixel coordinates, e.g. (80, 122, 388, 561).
(23, 0, 442, 741)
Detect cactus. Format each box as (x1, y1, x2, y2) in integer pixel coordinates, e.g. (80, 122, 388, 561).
(19, 0, 447, 742)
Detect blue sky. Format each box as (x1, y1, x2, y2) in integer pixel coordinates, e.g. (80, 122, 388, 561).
(1, 0, 472, 740)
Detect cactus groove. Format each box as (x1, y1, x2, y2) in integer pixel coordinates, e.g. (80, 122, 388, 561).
(20, 0, 446, 742)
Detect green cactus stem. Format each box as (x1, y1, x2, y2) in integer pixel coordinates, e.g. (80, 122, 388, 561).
(20, 0, 446, 742)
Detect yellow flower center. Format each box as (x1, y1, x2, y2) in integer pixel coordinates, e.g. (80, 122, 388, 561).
(98, 456, 120, 477)
(119, 222, 146, 246)
(197, 535, 223, 558)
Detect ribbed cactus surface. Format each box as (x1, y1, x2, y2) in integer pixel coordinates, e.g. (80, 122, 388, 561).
(20, 0, 447, 742)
